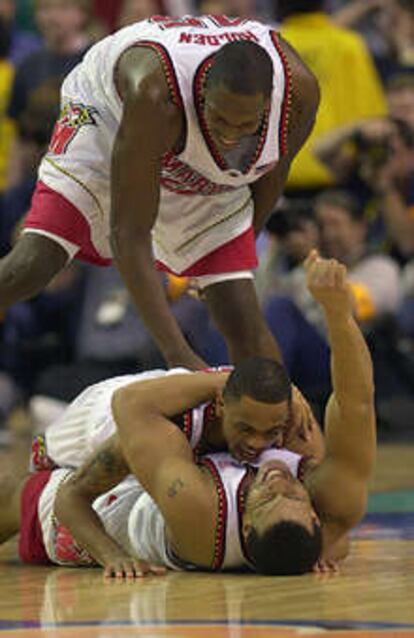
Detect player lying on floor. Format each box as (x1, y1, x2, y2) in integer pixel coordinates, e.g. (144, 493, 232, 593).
(0, 253, 376, 577)
(31, 361, 324, 474)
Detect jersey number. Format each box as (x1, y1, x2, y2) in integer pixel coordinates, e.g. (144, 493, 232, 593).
(150, 15, 247, 30)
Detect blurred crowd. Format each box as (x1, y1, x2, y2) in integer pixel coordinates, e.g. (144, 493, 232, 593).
(0, 0, 413, 441)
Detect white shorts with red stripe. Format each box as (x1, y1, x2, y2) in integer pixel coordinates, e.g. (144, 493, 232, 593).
(23, 180, 256, 285)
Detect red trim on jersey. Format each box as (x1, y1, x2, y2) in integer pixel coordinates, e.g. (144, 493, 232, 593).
(24, 181, 112, 266)
(183, 408, 194, 445)
(54, 522, 95, 566)
(237, 466, 255, 567)
(193, 54, 227, 170)
(19, 471, 53, 565)
(193, 400, 217, 460)
(155, 225, 257, 277)
(130, 41, 183, 110)
(270, 31, 291, 157)
(199, 457, 227, 570)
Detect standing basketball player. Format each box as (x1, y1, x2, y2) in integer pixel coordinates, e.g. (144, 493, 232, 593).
(0, 15, 319, 368)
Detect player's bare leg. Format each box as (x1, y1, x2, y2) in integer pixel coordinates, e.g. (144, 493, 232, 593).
(0, 234, 68, 313)
(203, 278, 283, 364)
(0, 471, 26, 544)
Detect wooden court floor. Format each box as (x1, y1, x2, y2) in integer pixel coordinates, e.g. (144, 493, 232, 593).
(0, 444, 413, 638)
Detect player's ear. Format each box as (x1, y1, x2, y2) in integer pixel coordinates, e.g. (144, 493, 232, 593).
(242, 513, 253, 539)
(311, 510, 320, 525)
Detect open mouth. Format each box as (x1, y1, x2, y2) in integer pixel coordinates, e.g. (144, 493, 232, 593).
(236, 448, 258, 462)
(217, 135, 239, 148)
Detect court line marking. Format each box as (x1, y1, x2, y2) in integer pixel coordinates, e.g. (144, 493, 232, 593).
(1, 619, 414, 631)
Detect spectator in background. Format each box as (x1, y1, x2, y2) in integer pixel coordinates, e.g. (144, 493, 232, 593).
(256, 190, 403, 407)
(197, 0, 256, 16)
(255, 199, 320, 305)
(315, 190, 402, 323)
(333, 0, 414, 80)
(117, 0, 165, 28)
(313, 74, 414, 265)
(7, 0, 93, 125)
(6, 0, 94, 189)
(275, 0, 387, 198)
(386, 73, 414, 132)
(0, 79, 60, 257)
(0, 261, 84, 412)
(93, 0, 120, 33)
(26, 267, 227, 432)
(255, 199, 330, 405)
(0, 0, 41, 67)
(388, 0, 414, 67)
(0, 78, 71, 435)
(109, 0, 198, 31)
(0, 15, 14, 194)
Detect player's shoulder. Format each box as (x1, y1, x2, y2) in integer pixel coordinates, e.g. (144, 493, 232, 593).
(116, 45, 170, 103)
(275, 35, 320, 156)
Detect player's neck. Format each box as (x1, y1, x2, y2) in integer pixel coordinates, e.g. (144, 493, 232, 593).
(202, 412, 225, 451)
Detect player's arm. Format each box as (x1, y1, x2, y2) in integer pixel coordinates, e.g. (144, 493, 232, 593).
(304, 252, 376, 542)
(53, 435, 159, 577)
(250, 36, 320, 235)
(112, 372, 228, 566)
(111, 47, 205, 370)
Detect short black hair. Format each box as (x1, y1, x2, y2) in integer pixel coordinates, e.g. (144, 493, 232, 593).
(206, 41, 273, 98)
(246, 520, 322, 575)
(276, 0, 325, 21)
(223, 357, 291, 405)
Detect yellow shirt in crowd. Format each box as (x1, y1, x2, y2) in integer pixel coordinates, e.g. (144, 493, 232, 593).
(281, 12, 387, 190)
(0, 60, 15, 192)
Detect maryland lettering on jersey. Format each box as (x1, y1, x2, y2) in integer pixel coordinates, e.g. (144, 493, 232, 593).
(161, 152, 235, 196)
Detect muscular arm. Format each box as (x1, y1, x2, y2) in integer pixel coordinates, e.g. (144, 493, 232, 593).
(250, 36, 320, 235)
(111, 47, 205, 369)
(112, 371, 228, 565)
(54, 435, 130, 567)
(304, 253, 376, 543)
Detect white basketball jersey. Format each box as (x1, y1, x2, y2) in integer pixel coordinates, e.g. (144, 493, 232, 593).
(125, 447, 304, 571)
(37, 16, 290, 272)
(40, 448, 304, 570)
(44, 368, 192, 468)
